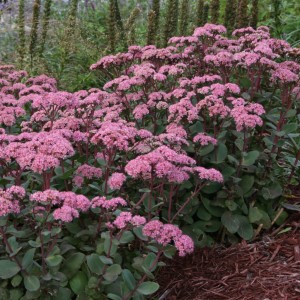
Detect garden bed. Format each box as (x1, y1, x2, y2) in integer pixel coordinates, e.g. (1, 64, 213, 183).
(157, 217, 300, 300)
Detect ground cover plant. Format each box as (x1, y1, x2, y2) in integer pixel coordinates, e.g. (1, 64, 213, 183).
(0, 23, 299, 299)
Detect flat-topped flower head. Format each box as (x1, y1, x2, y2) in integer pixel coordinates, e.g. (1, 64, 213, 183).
(143, 221, 194, 256)
(91, 196, 127, 210)
(107, 173, 126, 190)
(53, 205, 79, 222)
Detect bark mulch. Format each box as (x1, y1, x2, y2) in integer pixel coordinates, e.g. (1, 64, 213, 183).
(156, 221, 300, 300)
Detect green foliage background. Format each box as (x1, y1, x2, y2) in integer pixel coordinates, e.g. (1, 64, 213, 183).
(0, 0, 299, 92)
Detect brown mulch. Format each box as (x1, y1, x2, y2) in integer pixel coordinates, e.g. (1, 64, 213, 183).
(157, 222, 300, 300)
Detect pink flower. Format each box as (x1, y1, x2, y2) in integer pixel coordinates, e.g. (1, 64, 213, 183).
(193, 167, 223, 182)
(6, 186, 26, 199)
(130, 215, 146, 226)
(60, 192, 90, 212)
(30, 189, 61, 205)
(0, 187, 23, 216)
(91, 196, 127, 210)
(107, 173, 126, 190)
(271, 68, 299, 85)
(91, 121, 138, 151)
(73, 164, 102, 187)
(143, 221, 194, 256)
(53, 205, 79, 222)
(142, 220, 164, 239)
(193, 133, 217, 146)
(31, 154, 60, 173)
(174, 235, 194, 256)
(113, 212, 132, 229)
(0, 197, 20, 216)
(133, 104, 149, 120)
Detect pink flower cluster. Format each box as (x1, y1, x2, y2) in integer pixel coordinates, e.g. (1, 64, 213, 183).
(125, 145, 196, 183)
(113, 212, 146, 229)
(2, 131, 74, 173)
(30, 190, 90, 222)
(193, 133, 217, 146)
(107, 173, 126, 190)
(91, 196, 127, 210)
(91, 121, 138, 151)
(143, 220, 194, 256)
(125, 145, 223, 183)
(73, 164, 103, 187)
(0, 186, 25, 217)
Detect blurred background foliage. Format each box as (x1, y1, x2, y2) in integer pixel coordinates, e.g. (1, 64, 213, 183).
(0, 0, 299, 92)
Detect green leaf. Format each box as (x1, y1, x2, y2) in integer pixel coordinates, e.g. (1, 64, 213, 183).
(99, 256, 113, 265)
(259, 210, 272, 229)
(70, 272, 88, 295)
(104, 237, 119, 256)
(46, 255, 63, 267)
(7, 236, 21, 256)
(262, 182, 282, 200)
(9, 289, 23, 300)
(61, 252, 85, 279)
(189, 121, 203, 134)
(28, 240, 41, 248)
(241, 151, 260, 166)
(87, 254, 105, 274)
(239, 175, 255, 195)
(225, 200, 238, 211)
(237, 216, 253, 240)
(0, 260, 20, 279)
(214, 143, 228, 164)
(22, 249, 35, 270)
(137, 282, 159, 295)
(282, 123, 297, 134)
(11, 275, 22, 287)
(133, 227, 148, 241)
(143, 253, 157, 272)
(163, 245, 176, 259)
(202, 183, 222, 194)
(249, 207, 263, 223)
(199, 144, 214, 156)
(285, 109, 297, 118)
(194, 219, 221, 233)
(122, 269, 136, 290)
(107, 294, 122, 300)
(202, 198, 225, 217)
(103, 264, 122, 282)
(119, 231, 135, 244)
(51, 287, 71, 300)
(141, 266, 155, 280)
(221, 211, 240, 234)
(196, 204, 212, 221)
(24, 275, 40, 292)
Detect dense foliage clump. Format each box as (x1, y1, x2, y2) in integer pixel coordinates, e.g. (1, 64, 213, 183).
(0, 24, 299, 299)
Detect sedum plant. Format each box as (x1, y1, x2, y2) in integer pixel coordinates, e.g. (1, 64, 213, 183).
(0, 24, 299, 299)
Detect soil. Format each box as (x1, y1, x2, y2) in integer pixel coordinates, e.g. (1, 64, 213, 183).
(157, 215, 300, 300)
